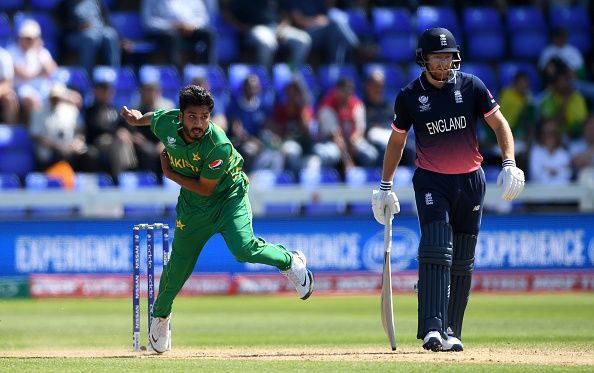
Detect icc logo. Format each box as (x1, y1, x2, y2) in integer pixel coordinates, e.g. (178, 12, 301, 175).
(362, 227, 419, 272)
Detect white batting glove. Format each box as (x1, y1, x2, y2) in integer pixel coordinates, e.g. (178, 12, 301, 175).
(372, 180, 400, 225)
(496, 159, 525, 201)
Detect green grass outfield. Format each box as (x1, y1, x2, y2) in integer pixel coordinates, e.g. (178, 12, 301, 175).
(1, 293, 593, 372)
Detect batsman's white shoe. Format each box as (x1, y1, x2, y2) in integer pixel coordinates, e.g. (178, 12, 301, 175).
(422, 330, 443, 352)
(442, 335, 464, 352)
(149, 314, 171, 354)
(282, 251, 314, 300)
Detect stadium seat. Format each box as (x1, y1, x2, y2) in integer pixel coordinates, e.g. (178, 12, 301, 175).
(345, 7, 372, 39)
(227, 64, 273, 104)
(407, 63, 423, 83)
(139, 65, 181, 103)
(96, 66, 138, 109)
(0, 0, 24, 12)
(416, 6, 461, 42)
(463, 7, 503, 32)
(119, 171, 164, 217)
(300, 168, 346, 216)
(510, 31, 548, 61)
(52, 66, 91, 97)
(183, 64, 230, 108)
(0, 125, 35, 177)
(377, 33, 416, 63)
(25, 173, 75, 217)
(212, 15, 239, 64)
(13, 12, 59, 58)
(74, 173, 114, 190)
(0, 13, 11, 47)
(30, 0, 62, 10)
(549, 6, 590, 32)
(463, 63, 497, 94)
(498, 62, 541, 93)
(363, 63, 405, 99)
(465, 33, 505, 62)
(109, 11, 156, 54)
(506, 6, 547, 33)
(317, 64, 360, 95)
(271, 63, 319, 103)
(372, 7, 413, 35)
(371, 8, 415, 63)
(0, 173, 26, 218)
(567, 31, 591, 55)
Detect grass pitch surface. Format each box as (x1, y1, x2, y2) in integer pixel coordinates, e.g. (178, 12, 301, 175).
(1, 293, 592, 371)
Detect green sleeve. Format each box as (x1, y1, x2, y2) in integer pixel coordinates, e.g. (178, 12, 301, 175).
(150, 109, 169, 138)
(201, 144, 232, 180)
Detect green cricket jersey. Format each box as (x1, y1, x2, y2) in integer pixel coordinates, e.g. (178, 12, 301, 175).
(150, 109, 246, 209)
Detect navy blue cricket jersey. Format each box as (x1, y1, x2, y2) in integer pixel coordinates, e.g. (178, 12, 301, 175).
(392, 71, 499, 174)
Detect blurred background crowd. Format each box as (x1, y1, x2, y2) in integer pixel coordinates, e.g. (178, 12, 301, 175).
(0, 0, 593, 206)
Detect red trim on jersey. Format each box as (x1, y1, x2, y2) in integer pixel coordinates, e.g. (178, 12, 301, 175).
(392, 123, 406, 133)
(484, 104, 500, 118)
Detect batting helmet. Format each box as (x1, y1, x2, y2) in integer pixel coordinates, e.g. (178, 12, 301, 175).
(415, 27, 461, 70)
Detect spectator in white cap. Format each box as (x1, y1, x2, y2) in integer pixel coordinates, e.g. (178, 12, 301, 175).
(7, 19, 57, 125)
(0, 45, 18, 124)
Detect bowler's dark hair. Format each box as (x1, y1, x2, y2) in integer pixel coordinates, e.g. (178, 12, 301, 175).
(179, 85, 215, 113)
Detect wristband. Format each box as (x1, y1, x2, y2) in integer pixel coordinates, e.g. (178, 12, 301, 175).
(502, 159, 516, 168)
(380, 180, 392, 191)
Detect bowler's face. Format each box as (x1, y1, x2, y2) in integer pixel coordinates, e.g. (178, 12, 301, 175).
(179, 105, 210, 143)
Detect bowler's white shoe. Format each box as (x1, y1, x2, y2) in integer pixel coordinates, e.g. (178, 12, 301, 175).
(442, 335, 464, 352)
(282, 251, 314, 300)
(422, 330, 443, 352)
(149, 314, 171, 353)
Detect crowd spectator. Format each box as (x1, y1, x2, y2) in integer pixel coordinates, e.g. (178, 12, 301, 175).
(84, 67, 137, 183)
(57, 0, 121, 75)
(8, 19, 57, 126)
(538, 27, 585, 79)
(539, 63, 588, 140)
(222, 0, 311, 67)
(227, 74, 274, 172)
(141, 0, 216, 69)
(286, 0, 360, 64)
(29, 83, 95, 172)
(314, 77, 378, 173)
(528, 118, 572, 185)
(271, 79, 316, 174)
(0, 46, 18, 124)
(570, 114, 594, 172)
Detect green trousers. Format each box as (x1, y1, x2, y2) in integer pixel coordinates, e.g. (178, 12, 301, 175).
(152, 185, 292, 317)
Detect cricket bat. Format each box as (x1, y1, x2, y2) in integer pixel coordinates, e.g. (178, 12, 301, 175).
(380, 210, 397, 351)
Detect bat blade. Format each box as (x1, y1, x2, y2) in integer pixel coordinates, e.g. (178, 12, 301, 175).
(380, 212, 396, 351)
(380, 251, 397, 350)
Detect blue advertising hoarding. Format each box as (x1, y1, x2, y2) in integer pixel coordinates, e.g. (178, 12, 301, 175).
(1, 214, 593, 277)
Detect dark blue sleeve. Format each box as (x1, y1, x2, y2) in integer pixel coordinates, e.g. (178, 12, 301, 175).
(392, 90, 413, 132)
(473, 76, 499, 117)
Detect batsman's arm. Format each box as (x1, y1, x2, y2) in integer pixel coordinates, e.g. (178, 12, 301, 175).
(120, 106, 153, 127)
(381, 130, 407, 182)
(485, 109, 515, 163)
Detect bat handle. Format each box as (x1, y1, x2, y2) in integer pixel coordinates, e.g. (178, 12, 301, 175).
(384, 210, 393, 254)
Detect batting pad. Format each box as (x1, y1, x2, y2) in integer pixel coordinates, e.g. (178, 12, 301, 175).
(448, 233, 477, 339)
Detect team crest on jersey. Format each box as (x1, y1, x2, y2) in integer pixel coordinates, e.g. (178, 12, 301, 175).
(166, 136, 176, 148)
(193, 153, 200, 161)
(418, 95, 431, 112)
(454, 90, 463, 103)
(208, 159, 223, 170)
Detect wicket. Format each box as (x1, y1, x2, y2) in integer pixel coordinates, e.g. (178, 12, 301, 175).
(132, 223, 171, 352)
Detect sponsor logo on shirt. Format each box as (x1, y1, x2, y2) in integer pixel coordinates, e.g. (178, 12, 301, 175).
(209, 159, 223, 170)
(418, 95, 431, 112)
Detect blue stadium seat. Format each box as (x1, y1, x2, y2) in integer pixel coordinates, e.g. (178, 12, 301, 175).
(363, 63, 405, 99)
(0, 0, 24, 12)
(498, 61, 541, 93)
(99, 66, 138, 109)
(300, 168, 345, 216)
(510, 31, 548, 61)
(212, 15, 239, 64)
(25, 173, 75, 217)
(74, 173, 114, 190)
(549, 6, 590, 32)
(0, 13, 11, 47)
(139, 65, 181, 103)
(416, 6, 461, 42)
(372, 7, 413, 35)
(463, 63, 497, 94)
(30, 0, 62, 10)
(268, 170, 301, 216)
(407, 63, 423, 83)
(345, 7, 372, 38)
(227, 64, 273, 104)
(271, 63, 319, 103)
(0, 125, 35, 177)
(0, 173, 26, 218)
(506, 6, 547, 33)
(110, 11, 156, 54)
(377, 33, 416, 63)
(183, 64, 229, 108)
(465, 33, 505, 61)
(52, 66, 91, 96)
(13, 12, 59, 58)
(317, 64, 360, 95)
(463, 7, 503, 32)
(119, 171, 164, 217)
(567, 31, 591, 55)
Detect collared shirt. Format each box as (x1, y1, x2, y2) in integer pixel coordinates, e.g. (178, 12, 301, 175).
(392, 71, 499, 174)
